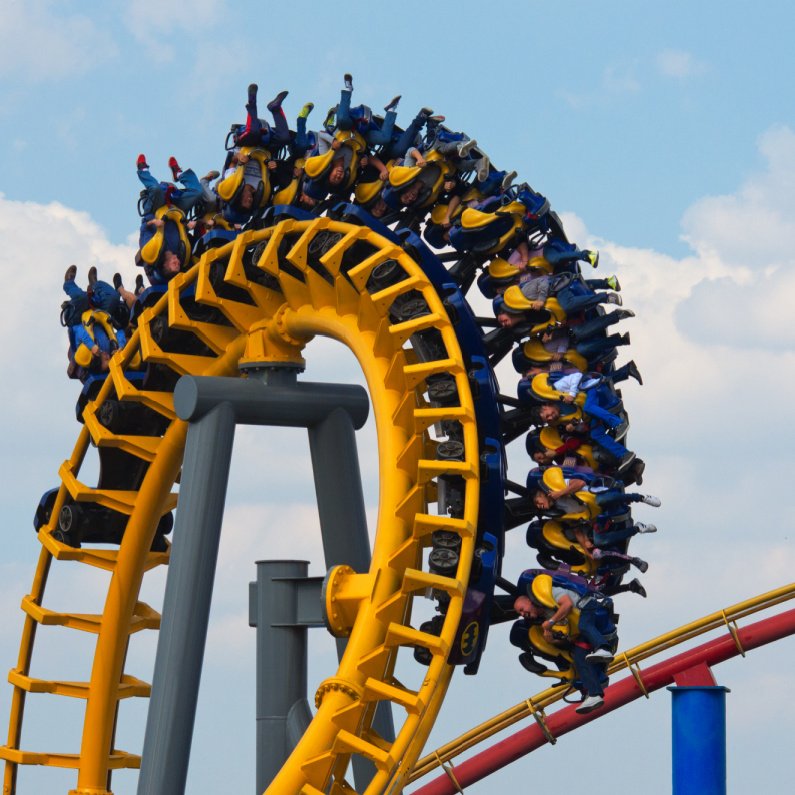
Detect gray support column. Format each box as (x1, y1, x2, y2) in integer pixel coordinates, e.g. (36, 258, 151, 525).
(137, 401, 237, 795)
(307, 407, 395, 790)
(252, 561, 310, 794)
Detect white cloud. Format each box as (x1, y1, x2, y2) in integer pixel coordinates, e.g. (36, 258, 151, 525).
(123, 0, 226, 63)
(656, 48, 708, 79)
(0, 1, 117, 81)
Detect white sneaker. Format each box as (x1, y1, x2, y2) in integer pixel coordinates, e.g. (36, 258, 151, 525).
(585, 648, 614, 664)
(457, 138, 477, 157)
(575, 695, 604, 714)
(641, 495, 662, 507)
(635, 522, 657, 534)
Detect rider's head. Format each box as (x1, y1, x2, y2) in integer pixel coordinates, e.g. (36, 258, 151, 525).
(328, 158, 346, 186)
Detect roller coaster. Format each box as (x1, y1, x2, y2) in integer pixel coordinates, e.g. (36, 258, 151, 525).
(3, 78, 792, 794)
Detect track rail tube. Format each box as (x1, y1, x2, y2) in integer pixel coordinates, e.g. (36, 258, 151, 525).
(412, 607, 795, 795)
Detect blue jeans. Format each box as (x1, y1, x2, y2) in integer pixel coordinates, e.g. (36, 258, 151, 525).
(63, 279, 119, 314)
(583, 383, 622, 428)
(137, 168, 202, 214)
(337, 90, 396, 147)
(589, 420, 628, 459)
(572, 645, 606, 697)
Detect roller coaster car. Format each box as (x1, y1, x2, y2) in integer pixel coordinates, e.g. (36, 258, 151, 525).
(382, 150, 456, 213)
(216, 147, 273, 210)
(536, 426, 599, 471)
(75, 371, 146, 424)
(138, 205, 193, 276)
(448, 184, 550, 255)
(502, 287, 566, 331)
(448, 531, 500, 674)
(422, 184, 484, 250)
(514, 338, 588, 374)
(55, 500, 173, 550)
(303, 130, 367, 192)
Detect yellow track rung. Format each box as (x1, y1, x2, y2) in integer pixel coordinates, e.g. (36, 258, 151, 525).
(417, 459, 478, 485)
(109, 361, 176, 419)
(384, 622, 448, 655)
(402, 358, 461, 389)
(8, 672, 150, 700)
(20, 597, 160, 634)
(345, 248, 404, 292)
(412, 513, 474, 541)
(388, 313, 444, 346)
(412, 406, 471, 431)
(402, 568, 465, 597)
(333, 729, 391, 767)
(362, 677, 422, 713)
(368, 276, 426, 315)
(0, 745, 140, 770)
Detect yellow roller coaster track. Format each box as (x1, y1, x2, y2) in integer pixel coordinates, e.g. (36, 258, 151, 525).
(1, 217, 481, 795)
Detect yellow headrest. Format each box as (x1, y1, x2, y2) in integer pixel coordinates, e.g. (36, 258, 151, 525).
(542, 467, 567, 494)
(460, 207, 496, 230)
(74, 344, 93, 368)
(530, 574, 556, 608)
(531, 373, 586, 406)
(529, 625, 575, 662)
(304, 148, 335, 179)
(539, 426, 564, 450)
(389, 164, 419, 188)
(489, 257, 520, 280)
(354, 178, 383, 204)
(528, 255, 553, 273)
(503, 284, 534, 311)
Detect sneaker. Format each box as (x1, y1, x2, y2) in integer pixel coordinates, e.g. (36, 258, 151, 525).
(616, 309, 635, 320)
(587, 250, 600, 269)
(323, 105, 337, 129)
(202, 170, 220, 182)
(247, 83, 258, 104)
(641, 494, 662, 507)
(620, 331, 631, 345)
(457, 138, 477, 157)
(628, 578, 647, 598)
(585, 647, 614, 664)
(627, 360, 643, 385)
(343, 73, 353, 91)
(629, 458, 645, 486)
(168, 156, 181, 181)
(64, 265, 77, 282)
(113, 273, 123, 291)
(136, 153, 149, 170)
(419, 107, 434, 118)
(635, 522, 657, 534)
(299, 102, 314, 119)
(518, 652, 547, 675)
(384, 95, 401, 112)
(476, 155, 491, 183)
(427, 114, 445, 124)
(606, 274, 620, 291)
(606, 292, 622, 306)
(88, 266, 97, 286)
(613, 419, 630, 441)
(267, 90, 289, 113)
(575, 694, 605, 714)
(632, 557, 649, 573)
(501, 170, 518, 190)
(617, 450, 636, 472)
(135, 274, 145, 295)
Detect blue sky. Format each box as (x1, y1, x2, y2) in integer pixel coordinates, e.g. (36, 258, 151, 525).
(1, 1, 794, 793)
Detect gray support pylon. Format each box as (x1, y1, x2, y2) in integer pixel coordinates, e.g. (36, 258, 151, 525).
(251, 561, 313, 794)
(137, 400, 237, 795)
(308, 407, 396, 782)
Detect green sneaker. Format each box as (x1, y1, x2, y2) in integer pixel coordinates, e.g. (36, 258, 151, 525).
(299, 102, 314, 120)
(606, 274, 621, 291)
(587, 249, 599, 268)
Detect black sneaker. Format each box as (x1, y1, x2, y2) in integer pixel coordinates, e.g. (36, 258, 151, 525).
(629, 578, 647, 598)
(64, 265, 77, 282)
(113, 273, 123, 291)
(88, 266, 97, 286)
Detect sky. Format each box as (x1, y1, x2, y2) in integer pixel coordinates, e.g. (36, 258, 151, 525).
(1, 1, 794, 793)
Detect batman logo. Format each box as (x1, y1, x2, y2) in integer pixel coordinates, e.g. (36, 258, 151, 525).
(459, 621, 479, 656)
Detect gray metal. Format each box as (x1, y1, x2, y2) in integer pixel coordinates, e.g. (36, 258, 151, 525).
(140, 372, 393, 795)
(249, 561, 317, 793)
(137, 400, 237, 795)
(174, 375, 369, 429)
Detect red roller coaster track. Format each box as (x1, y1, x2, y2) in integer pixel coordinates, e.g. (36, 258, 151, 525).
(413, 606, 795, 794)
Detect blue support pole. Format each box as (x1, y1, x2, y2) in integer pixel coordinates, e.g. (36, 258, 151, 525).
(668, 685, 730, 795)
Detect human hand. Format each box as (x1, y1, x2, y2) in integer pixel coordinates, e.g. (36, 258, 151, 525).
(562, 394, 575, 403)
(147, 218, 165, 228)
(331, 139, 341, 150)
